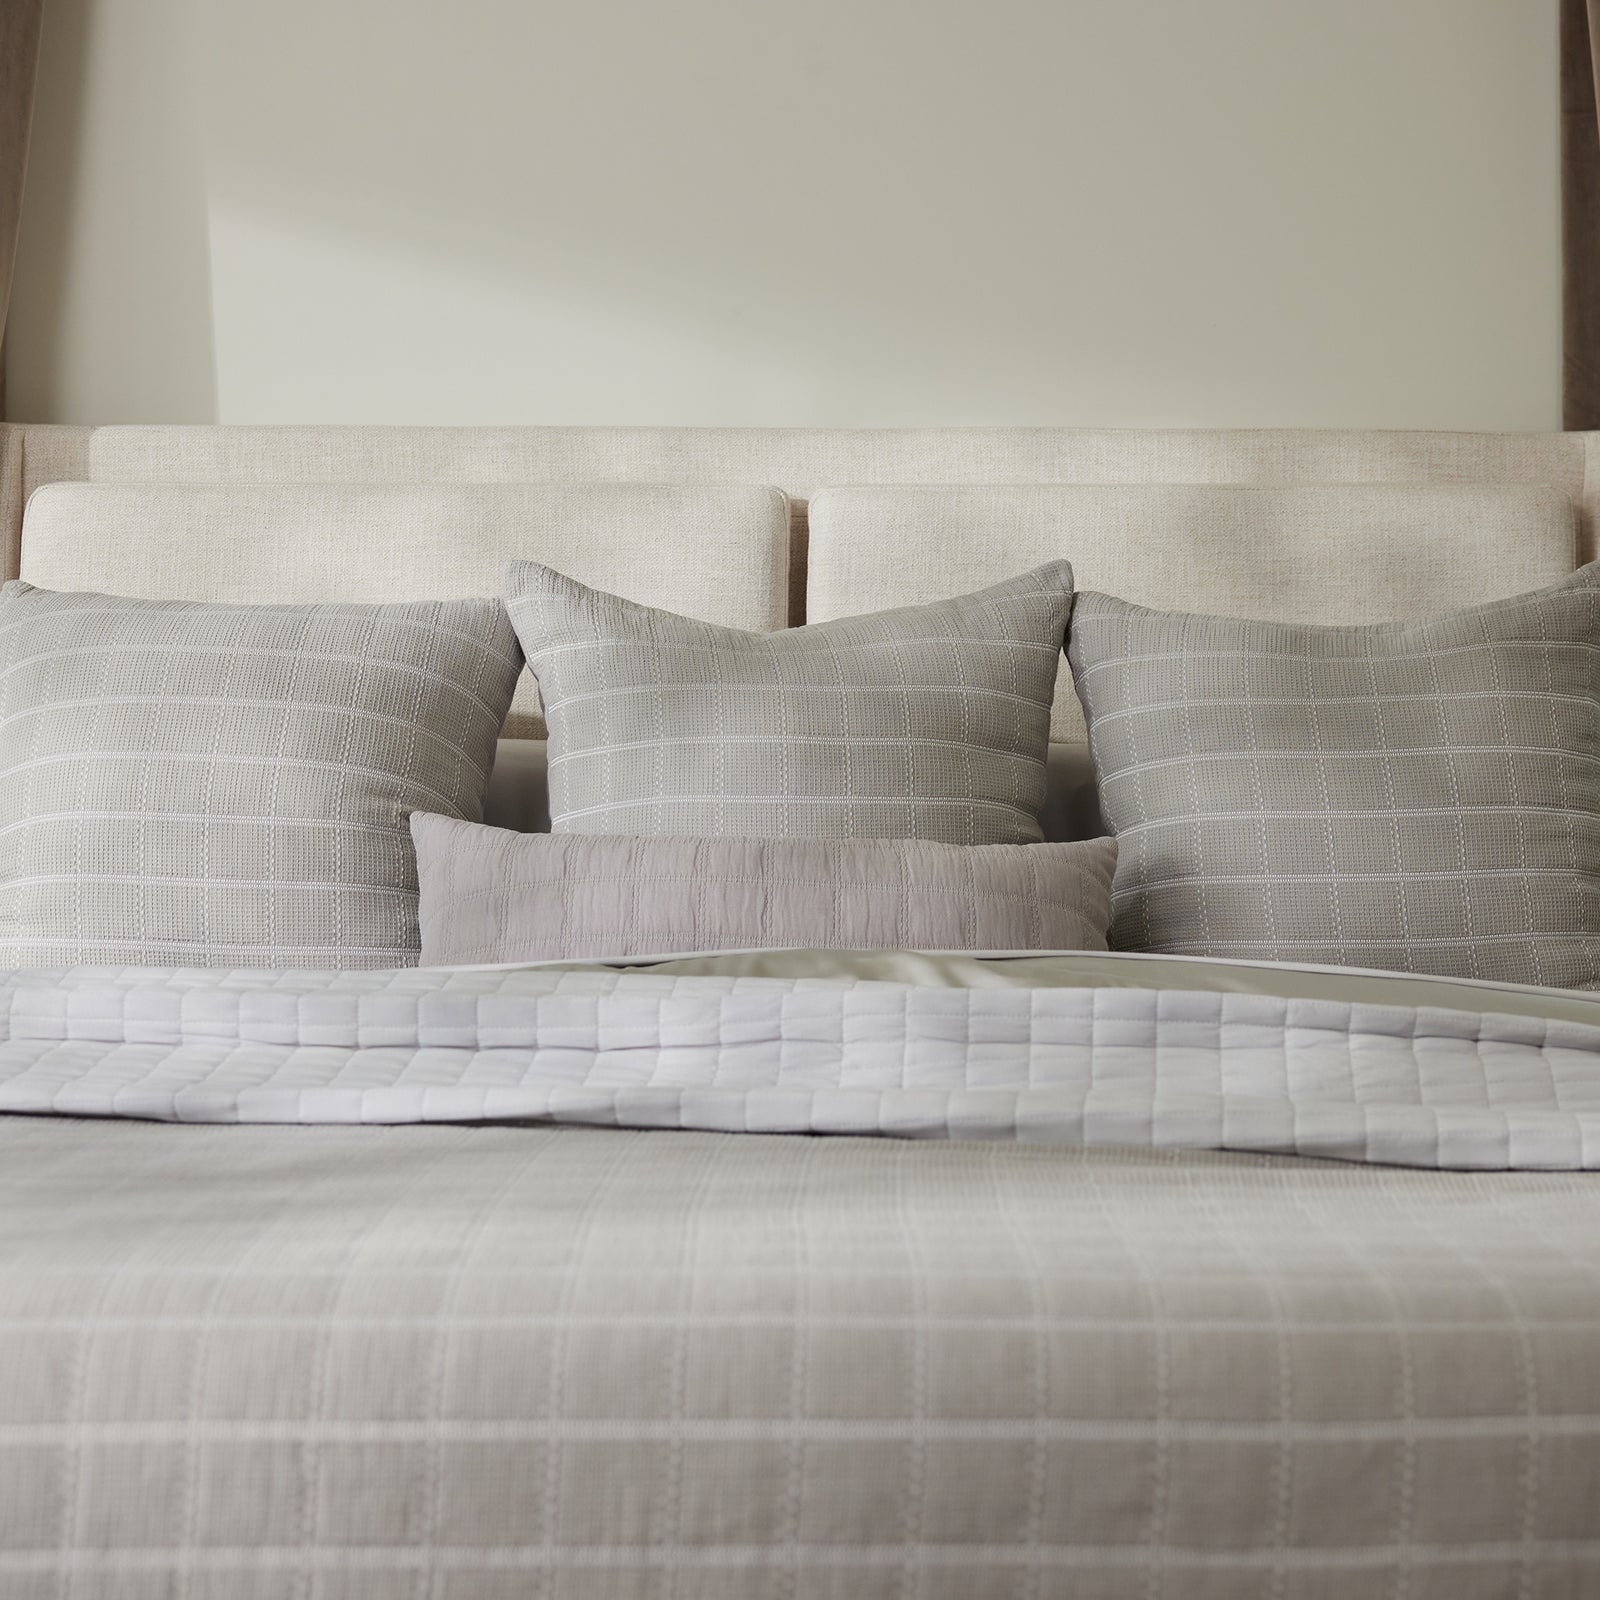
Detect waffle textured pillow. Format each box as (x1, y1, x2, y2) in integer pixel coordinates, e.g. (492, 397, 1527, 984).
(1068, 566, 1600, 987)
(504, 560, 1075, 844)
(0, 583, 522, 967)
(411, 812, 1118, 963)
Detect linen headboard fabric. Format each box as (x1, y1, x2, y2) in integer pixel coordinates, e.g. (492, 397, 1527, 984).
(19, 481, 791, 738)
(5, 424, 1600, 621)
(5, 426, 1593, 510)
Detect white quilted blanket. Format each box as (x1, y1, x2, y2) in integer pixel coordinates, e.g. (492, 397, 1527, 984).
(2, 958, 1599, 1168)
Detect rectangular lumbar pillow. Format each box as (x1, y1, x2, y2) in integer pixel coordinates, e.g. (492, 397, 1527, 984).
(0, 584, 523, 967)
(503, 560, 1074, 844)
(1068, 567, 1600, 988)
(411, 812, 1117, 963)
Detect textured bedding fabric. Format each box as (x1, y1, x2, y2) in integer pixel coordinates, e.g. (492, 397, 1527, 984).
(410, 813, 1118, 963)
(480, 738, 1112, 843)
(1069, 566, 1600, 988)
(504, 559, 1074, 843)
(3, 965, 1600, 1596)
(5, 956, 1600, 1168)
(0, 583, 522, 969)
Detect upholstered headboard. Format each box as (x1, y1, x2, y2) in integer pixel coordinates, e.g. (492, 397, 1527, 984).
(5, 424, 1598, 613)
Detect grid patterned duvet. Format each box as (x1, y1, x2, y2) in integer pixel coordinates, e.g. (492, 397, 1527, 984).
(0, 951, 1596, 1598)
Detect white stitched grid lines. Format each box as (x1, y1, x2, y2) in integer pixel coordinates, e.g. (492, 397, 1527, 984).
(0, 1118, 1598, 1595)
(505, 560, 1075, 844)
(1068, 569, 1600, 987)
(0, 584, 523, 967)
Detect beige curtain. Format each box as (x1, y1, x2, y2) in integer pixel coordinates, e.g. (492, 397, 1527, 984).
(0, 0, 43, 420)
(1565, 0, 1600, 428)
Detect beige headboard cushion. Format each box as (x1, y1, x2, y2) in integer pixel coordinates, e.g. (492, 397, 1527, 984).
(19, 482, 791, 738)
(4, 426, 1597, 625)
(806, 484, 1581, 741)
(63, 425, 1595, 502)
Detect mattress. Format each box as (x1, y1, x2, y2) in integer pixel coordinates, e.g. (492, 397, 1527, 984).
(1, 950, 1597, 1597)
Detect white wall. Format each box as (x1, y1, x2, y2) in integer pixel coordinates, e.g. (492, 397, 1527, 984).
(6, 0, 1562, 430)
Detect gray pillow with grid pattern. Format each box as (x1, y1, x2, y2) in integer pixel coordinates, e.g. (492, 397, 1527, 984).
(505, 560, 1074, 844)
(0, 583, 522, 968)
(1068, 566, 1600, 987)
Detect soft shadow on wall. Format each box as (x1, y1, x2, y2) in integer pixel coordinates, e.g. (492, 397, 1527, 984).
(2, 0, 1563, 430)
(8, 0, 217, 424)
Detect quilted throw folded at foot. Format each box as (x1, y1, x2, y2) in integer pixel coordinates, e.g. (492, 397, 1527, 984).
(2, 957, 1599, 1169)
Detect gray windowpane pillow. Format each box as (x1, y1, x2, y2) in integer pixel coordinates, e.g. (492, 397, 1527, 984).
(503, 560, 1074, 844)
(412, 811, 1117, 963)
(1067, 566, 1600, 988)
(0, 584, 523, 968)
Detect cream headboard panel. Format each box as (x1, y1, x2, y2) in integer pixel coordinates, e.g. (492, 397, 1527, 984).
(3, 425, 1597, 627)
(805, 484, 1581, 742)
(19, 482, 791, 738)
(57, 425, 1597, 502)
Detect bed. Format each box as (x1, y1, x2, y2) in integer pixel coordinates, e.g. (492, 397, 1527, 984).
(0, 421, 1597, 1599)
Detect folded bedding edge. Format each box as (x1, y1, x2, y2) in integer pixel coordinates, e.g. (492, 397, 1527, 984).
(445, 946, 1600, 1028)
(4, 949, 1600, 1167)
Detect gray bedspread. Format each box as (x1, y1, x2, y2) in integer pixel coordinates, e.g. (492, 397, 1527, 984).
(1, 951, 1598, 1597)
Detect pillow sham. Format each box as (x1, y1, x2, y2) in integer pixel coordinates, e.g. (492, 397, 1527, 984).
(0, 584, 522, 968)
(411, 812, 1118, 963)
(1068, 566, 1600, 987)
(503, 560, 1075, 844)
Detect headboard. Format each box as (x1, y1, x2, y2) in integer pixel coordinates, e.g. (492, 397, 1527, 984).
(6, 424, 1597, 605)
(3, 422, 1594, 747)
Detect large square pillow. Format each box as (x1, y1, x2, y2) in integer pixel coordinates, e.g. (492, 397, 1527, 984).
(0, 584, 522, 967)
(1068, 566, 1600, 988)
(503, 560, 1074, 844)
